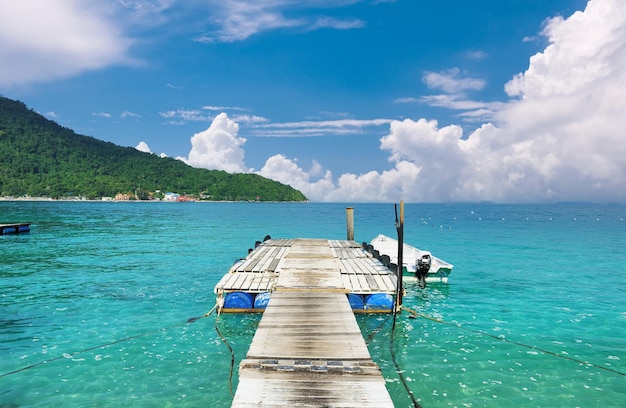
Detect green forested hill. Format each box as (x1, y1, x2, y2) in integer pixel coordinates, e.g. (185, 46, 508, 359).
(0, 96, 307, 201)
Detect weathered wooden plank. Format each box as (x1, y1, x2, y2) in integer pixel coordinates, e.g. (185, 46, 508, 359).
(240, 274, 255, 291)
(356, 258, 396, 293)
(248, 273, 277, 292)
(276, 269, 345, 291)
(218, 239, 397, 294)
(264, 238, 293, 248)
(266, 258, 280, 272)
(331, 243, 364, 260)
(247, 292, 371, 360)
(267, 246, 289, 271)
(340, 259, 363, 292)
(329, 239, 361, 249)
(371, 272, 392, 293)
(340, 273, 352, 291)
(233, 370, 393, 407)
(233, 290, 393, 407)
(373, 266, 398, 292)
(247, 247, 270, 272)
(350, 259, 378, 292)
(243, 247, 268, 272)
(263, 246, 287, 271)
(235, 257, 256, 273)
(364, 275, 379, 292)
(214, 273, 240, 290)
(231, 273, 252, 290)
(344, 246, 367, 258)
(276, 241, 343, 289)
(354, 270, 371, 292)
(229, 239, 395, 407)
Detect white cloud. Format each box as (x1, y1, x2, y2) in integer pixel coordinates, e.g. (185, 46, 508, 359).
(136, 141, 167, 157)
(182, 112, 249, 173)
(0, 1, 133, 87)
(92, 112, 112, 118)
(403, 68, 496, 122)
(420, 94, 504, 122)
(419, 94, 498, 111)
(232, 114, 269, 124)
(135, 141, 152, 153)
(393, 97, 419, 104)
(194, 0, 367, 43)
(465, 50, 488, 60)
(194, 1, 303, 43)
(121, 111, 140, 118)
(257, 154, 421, 202)
(423, 68, 486, 93)
(309, 17, 365, 31)
(259, 154, 311, 186)
(115, 0, 175, 27)
(170, 0, 626, 203)
(258, 154, 336, 200)
(202, 105, 247, 112)
(159, 109, 212, 122)
(160, 105, 268, 125)
(255, 0, 626, 203)
(252, 118, 392, 137)
(504, 0, 625, 100)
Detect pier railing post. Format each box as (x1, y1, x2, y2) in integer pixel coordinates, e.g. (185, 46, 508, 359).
(346, 207, 354, 241)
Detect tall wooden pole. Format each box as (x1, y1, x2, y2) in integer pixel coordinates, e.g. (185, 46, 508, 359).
(346, 207, 354, 241)
(396, 201, 404, 311)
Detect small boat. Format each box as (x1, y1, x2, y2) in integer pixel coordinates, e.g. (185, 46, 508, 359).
(0, 223, 30, 235)
(369, 234, 453, 286)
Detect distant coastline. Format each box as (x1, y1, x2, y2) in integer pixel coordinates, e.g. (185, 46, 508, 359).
(0, 196, 309, 203)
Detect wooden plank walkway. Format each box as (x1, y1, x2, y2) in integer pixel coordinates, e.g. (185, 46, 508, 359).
(214, 238, 397, 298)
(230, 239, 394, 407)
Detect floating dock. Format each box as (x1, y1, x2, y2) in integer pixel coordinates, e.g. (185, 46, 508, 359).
(214, 238, 398, 312)
(218, 238, 396, 407)
(0, 223, 30, 235)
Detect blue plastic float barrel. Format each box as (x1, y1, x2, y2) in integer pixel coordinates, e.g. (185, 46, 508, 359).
(365, 293, 394, 311)
(18, 225, 30, 232)
(348, 293, 365, 310)
(224, 292, 254, 309)
(254, 292, 271, 309)
(3, 227, 16, 234)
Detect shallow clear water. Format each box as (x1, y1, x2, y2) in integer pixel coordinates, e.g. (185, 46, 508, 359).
(1, 202, 624, 407)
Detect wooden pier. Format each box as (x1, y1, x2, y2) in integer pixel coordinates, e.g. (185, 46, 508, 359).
(214, 238, 398, 310)
(223, 238, 396, 407)
(0, 223, 30, 235)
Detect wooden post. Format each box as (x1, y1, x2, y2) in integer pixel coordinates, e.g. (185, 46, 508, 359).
(396, 201, 404, 310)
(346, 207, 354, 241)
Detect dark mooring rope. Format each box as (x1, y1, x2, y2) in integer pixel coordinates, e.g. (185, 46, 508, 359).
(0, 306, 219, 379)
(214, 313, 236, 398)
(391, 311, 423, 408)
(0, 322, 189, 378)
(364, 310, 422, 407)
(401, 306, 625, 377)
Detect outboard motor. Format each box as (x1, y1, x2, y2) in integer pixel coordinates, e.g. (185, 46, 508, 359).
(416, 254, 431, 288)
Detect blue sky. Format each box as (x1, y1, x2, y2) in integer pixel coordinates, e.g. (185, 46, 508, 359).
(2, 0, 625, 203)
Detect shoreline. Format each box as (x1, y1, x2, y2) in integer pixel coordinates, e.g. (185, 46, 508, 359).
(0, 196, 309, 203)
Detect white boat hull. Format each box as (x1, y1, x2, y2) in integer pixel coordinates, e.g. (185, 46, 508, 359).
(369, 234, 453, 283)
(402, 274, 449, 284)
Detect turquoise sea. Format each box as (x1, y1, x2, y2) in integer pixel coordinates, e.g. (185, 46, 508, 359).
(1, 201, 624, 407)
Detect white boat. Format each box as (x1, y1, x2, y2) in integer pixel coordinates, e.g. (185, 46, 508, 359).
(369, 234, 453, 285)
